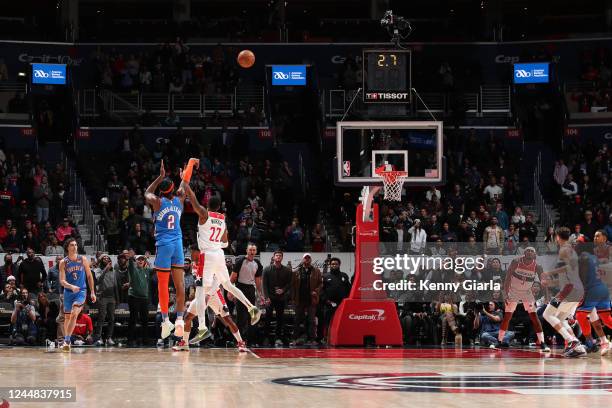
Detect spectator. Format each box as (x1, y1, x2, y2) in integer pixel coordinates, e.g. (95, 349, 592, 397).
(71, 308, 94, 345)
(45, 236, 64, 256)
(10, 288, 38, 345)
(4, 227, 21, 252)
(511, 207, 526, 226)
(474, 301, 514, 348)
(115, 252, 131, 303)
(493, 202, 509, 231)
(94, 255, 120, 346)
(236, 218, 261, 254)
(408, 219, 427, 254)
(318, 257, 351, 343)
(0, 219, 13, 244)
(437, 294, 462, 345)
(544, 226, 558, 253)
(0, 254, 17, 287)
(483, 217, 504, 254)
(285, 217, 305, 252)
(580, 210, 599, 241)
(504, 223, 520, 254)
(55, 218, 76, 244)
(569, 224, 585, 244)
(33, 176, 52, 224)
(519, 213, 538, 242)
(262, 250, 292, 347)
(18, 248, 46, 293)
(561, 174, 578, 197)
(0, 282, 18, 302)
(440, 222, 457, 242)
(36, 292, 58, 342)
(46, 256, 62, 294)
(553, 160, 568, 191)
(127, 253, 153, 347)
(231, 243, 263, 345)
(310, 224, 327, 252)
(128, 223, 150, 254)
(425, 185, 441, 202)
(292, 253, 322, 345)
(483, 177, 503, 205)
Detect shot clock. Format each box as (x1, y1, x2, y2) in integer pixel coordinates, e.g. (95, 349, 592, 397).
(362, 49, 411, 104)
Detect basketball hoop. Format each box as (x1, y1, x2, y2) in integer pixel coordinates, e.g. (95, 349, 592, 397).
(375, 165, 407, 201)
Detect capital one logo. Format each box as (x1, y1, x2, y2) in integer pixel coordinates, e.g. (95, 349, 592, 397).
(33, 70, 49, 78)
(273, 71, 289, 80)
(515, 70, 531, 78)
(348, 308, 386, 321)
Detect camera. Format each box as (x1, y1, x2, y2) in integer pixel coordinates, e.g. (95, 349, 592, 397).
(380, 10, 413, 44)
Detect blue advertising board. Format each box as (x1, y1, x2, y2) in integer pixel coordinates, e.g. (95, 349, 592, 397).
(513, 63, 549, 84)
(32, 63, 67, 85)
(271, 65, 307, 85)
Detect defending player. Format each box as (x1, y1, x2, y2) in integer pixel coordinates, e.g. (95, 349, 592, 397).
(498, 247, 550, 352)
(145, 158, 198, 339)
(59, 238, 96, 352)
(180, 169, 261, 342)
(173, 248, 247, 352)
(541, 227, 586, 357)
(575, 230, 612, 355)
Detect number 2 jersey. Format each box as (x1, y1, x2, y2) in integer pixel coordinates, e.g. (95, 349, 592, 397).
(197, 211, 226, 251)
(154, 196, 183, 245)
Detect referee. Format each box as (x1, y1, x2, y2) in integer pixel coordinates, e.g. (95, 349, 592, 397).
(230, 243, 263, 344)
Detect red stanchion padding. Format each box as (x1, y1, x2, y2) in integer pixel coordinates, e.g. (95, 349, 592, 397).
(329, 203, 403, 346)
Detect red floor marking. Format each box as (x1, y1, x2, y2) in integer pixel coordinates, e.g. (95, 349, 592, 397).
(252, 348, 557, 359)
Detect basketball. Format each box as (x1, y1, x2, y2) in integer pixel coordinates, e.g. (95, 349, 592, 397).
(237, 50, 255, 68)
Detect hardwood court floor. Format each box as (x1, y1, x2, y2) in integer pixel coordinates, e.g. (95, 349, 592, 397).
(0, 346, 611, 408)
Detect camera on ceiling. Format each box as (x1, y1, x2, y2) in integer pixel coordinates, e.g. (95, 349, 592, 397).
(380, 10, 413, 44)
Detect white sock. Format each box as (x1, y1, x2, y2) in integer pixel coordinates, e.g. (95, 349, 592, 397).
(222, 281, 253, 309)
(183, 330, 189, 343)
(233, 331, 243, 342)
(498, 330, 506, 342)
(536, 332, 544, 344)
(195, 287, 207, 330)
(600, 336, 609, 344)
(558, 327, 573, 341)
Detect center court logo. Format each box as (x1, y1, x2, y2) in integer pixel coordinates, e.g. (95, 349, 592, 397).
(272, 373, 612, 394)
(348, 309, 386, 321)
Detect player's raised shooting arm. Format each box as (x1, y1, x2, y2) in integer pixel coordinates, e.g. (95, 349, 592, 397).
(182, 180, 208, 221)
(145, 160, 165, 211)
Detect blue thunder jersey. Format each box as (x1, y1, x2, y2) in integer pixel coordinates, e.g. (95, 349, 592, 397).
(583, 252, 604, 290)
(63, 256, 87, 291)
(154, 196, 183, 245)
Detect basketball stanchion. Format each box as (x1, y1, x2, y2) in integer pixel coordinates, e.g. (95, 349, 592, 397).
(329, 165, 407, 346)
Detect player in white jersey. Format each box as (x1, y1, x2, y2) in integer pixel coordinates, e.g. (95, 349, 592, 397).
(172, 246, 247, 352)
(498, 247, 550, 352)
(541, 227, 586, 357)
(181, 173, 261, 345)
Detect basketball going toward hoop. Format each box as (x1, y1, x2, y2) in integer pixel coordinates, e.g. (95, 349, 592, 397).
(237, 50, 256, 68)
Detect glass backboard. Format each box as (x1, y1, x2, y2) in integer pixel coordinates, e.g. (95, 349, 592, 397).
(335, 121, 444, 186)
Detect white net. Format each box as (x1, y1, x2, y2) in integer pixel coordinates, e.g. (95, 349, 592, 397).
(379, 171, 407, 201)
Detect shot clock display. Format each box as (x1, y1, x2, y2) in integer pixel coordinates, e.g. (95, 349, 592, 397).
(362, 49, 411, 104)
